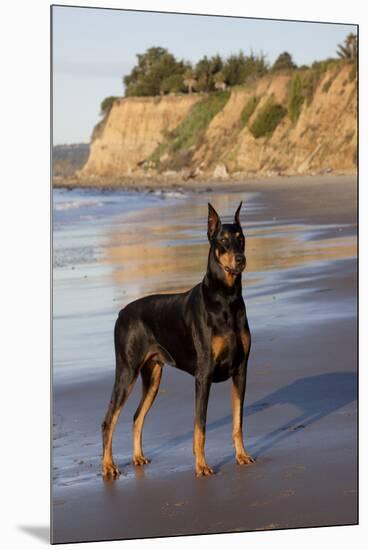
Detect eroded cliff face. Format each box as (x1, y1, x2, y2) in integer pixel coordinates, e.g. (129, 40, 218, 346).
(79, 95, 201, 177)
(214, 65, 357, 175)
(78, 65, 356, 181)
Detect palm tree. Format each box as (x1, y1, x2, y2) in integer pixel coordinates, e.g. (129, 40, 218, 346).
(337, 33, 357, 60)
(183, 69, 197, 94)
(214, 71, 227, 91)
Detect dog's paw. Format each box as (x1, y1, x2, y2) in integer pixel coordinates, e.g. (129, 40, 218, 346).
(132, 454, 151, 466)
(195, 463, 214, 477)
(102, 461, 121, 479)
(236, 452, 255, 465)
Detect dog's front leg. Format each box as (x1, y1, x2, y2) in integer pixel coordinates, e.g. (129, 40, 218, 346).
(193, 374, 214, 476)
(232, 365, 255, 465)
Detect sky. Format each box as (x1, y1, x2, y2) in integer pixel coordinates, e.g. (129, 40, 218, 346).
(52, 5, 356, 145)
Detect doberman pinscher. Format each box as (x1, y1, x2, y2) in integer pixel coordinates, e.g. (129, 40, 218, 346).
(101, 201, 254, 478)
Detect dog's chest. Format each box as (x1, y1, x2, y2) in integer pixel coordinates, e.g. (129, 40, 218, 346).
(211, 331, 243, 382)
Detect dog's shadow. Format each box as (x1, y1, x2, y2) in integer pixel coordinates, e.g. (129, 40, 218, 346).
(147, 372, 357, 469)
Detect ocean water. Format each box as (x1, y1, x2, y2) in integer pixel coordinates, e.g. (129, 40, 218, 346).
(53, 188, 190, 267)
(52, 187, 264, 384)
(52, 186, 356, 386)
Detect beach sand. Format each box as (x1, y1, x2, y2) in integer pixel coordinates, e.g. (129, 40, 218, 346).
(52, 175, 357, 544)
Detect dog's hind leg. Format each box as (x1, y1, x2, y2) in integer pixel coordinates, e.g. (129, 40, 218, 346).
(132, 360, 162, 465)
(101, 359, 138, 479)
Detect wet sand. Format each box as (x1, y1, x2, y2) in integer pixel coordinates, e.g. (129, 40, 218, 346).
(52, 175, 357, 544)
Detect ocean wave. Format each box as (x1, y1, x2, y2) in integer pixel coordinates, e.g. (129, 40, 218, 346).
(53, 246, 99, 268)
(53, 199, 104, 211)
(150, 189, 187, 199)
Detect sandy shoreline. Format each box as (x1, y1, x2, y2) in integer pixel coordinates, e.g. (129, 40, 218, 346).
(52, 175, 357, 544)
(53, 171, 356, 191)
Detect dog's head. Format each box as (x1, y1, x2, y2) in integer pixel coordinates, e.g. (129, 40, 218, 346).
(207, 202, 246, 285)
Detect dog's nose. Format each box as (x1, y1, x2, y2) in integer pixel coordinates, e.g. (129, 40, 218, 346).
(235, 254, 245, 265)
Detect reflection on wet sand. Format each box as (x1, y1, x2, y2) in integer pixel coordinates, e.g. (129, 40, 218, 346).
(105, 192, 357, 301)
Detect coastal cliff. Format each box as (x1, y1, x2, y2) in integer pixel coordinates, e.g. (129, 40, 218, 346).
(79, 95, 201, 178)
(76, 64, 357, 183)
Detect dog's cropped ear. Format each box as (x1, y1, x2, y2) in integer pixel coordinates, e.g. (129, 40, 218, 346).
(234, 201, 243, 226)
(207, 203, 221, 241)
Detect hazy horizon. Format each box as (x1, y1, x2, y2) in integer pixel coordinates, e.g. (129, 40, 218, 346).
(52, 6, 356, 145)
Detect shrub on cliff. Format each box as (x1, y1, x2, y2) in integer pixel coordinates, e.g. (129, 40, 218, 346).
(148, 91, 230, 169)
(287, 75, 305, 123)
(348, 62, 357, 83)
(170, 91, 230, 151)
(311, 57, 344, 75)
(240, 96, 259, 127)
(100, 96, 119, 116)
(249, 97, 286, 138)
(300, 70, 322, 105)
(287, 69, 325, 123)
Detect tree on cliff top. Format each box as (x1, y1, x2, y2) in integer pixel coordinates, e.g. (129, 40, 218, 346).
(272, 51, 297, 72)
(121, 47, 271, 96)
(223, 51, 268, 85)
(194, 54, 223, 92)
(160, 74, 186, 95)
(123, 47, 189, 96)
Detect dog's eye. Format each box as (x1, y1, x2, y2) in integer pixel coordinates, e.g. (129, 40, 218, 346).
(220, 238, 228, 245)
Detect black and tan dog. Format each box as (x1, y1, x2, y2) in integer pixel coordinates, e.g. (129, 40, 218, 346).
(101, 201, 254, 479)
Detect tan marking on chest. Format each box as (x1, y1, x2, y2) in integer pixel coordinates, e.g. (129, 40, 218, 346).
(211, 334, 230, 360)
